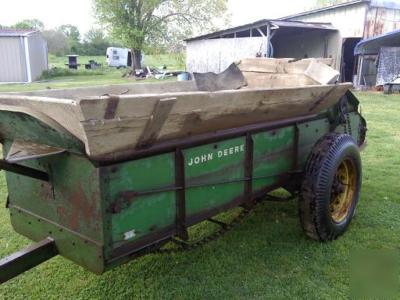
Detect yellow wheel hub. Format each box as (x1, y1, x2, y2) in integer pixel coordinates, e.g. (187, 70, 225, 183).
(330, 159, 357, 223)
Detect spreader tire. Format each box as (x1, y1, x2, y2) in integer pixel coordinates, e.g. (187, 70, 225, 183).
(299, 133, 361, 242)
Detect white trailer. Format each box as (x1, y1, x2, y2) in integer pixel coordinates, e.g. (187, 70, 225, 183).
(106, 47, 132, 68)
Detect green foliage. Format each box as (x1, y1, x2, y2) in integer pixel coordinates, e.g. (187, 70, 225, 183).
(42, 30, 69, 56)
(12, 19, 44, 31)
(93, 0, 229, 67)
(79, 28, 112, 56)
(58, 24, 81, 41)
(58, 25, 81, 53)
(40, 68, 105, 80)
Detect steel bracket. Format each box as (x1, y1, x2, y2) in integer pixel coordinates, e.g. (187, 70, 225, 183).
(0, 238, 57, 284)
(0, 159, 49, 182)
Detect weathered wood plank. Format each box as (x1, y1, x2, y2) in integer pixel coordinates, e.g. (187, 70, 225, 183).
(0, 59, 350, 159)
(304, 60, 340, 85)
(239, 58, 334, 74)
(80, 84, 351, 157)
(243, 73, 317, 88)
(137, 97, 177, 148)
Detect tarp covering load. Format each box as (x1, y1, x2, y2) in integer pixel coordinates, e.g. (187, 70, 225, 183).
(0, 58, 345, 160)
(377, 47, 400, 86)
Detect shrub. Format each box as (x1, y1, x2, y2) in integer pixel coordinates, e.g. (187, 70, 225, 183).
(40, 67, 105, 79)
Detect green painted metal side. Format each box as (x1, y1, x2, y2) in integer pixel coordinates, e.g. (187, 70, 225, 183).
(252, 127, 294, 191)
(298, 119, 331, 166)
(5, 141, 105, 273)
(99, 112, 364, 268)
(2, 103, 366, 274)
(184, 137, 246, 218)
(101, 154, 176, 258)
(0, 111, 83, 153)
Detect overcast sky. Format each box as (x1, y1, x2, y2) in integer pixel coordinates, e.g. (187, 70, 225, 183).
(1, 0, 316, 34)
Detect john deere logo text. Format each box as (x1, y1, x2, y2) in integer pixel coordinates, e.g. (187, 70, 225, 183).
(187, 144, 245, 167)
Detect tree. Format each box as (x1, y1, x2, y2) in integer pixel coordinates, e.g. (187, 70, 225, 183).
(59, 25, 81, 53)
(42, 30, 69, 56)
(59, 24, 81, 41)
(81, 28, 112, 56)
(93, 0, 229, 69)
(13, 19, 44, 31)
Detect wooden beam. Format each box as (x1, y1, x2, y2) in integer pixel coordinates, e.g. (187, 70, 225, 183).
(137, 97, 177, 148)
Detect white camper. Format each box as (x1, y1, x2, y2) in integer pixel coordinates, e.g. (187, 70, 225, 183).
(106, 47, 132, 68)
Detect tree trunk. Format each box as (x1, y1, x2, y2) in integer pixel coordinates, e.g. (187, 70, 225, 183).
(131, 49, 142, 70)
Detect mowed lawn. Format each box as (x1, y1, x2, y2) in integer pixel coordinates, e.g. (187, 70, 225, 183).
(0, 54, 184, 93)
(0, 91, 399, 299)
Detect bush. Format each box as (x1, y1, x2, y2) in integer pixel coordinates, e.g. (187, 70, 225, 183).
(40, 67, 105, 79)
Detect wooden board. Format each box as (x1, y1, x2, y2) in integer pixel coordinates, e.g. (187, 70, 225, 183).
(304, 60, 340, 85)
(239, 58, 334, 74)
(242, 73, 318, 88)
(137, 97, 177, 147)
(78, 83, 351, 158)
(0, 58, 351, 159)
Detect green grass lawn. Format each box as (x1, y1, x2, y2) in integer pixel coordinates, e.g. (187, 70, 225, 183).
(0, 54, 185, 93)
(0, 92, 399, 299)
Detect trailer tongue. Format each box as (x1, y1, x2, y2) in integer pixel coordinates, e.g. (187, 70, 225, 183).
(0, 58, 366, 284)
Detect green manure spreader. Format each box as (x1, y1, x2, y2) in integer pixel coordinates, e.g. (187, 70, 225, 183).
(0, 59, 367, 283)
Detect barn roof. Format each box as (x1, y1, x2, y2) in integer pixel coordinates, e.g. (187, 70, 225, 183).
(279, 0, 370, 20)
(354, 29, 400, 55)
(0, 29, 38, 37)
(280, 0, 400, 20)
(185, 19, 336, 42)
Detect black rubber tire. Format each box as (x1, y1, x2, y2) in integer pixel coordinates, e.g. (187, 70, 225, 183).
(299, 133, 362, 242)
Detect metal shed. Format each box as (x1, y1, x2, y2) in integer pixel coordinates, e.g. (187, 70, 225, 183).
(185, 20, 341, 74)
(0, 29, 48, 83)
(280, 0, 400, 86)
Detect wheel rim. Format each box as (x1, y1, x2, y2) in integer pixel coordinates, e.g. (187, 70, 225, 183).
(330, 159, 357, 223)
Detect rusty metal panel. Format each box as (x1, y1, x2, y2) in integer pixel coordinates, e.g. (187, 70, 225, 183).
(365, 7, 400, 38)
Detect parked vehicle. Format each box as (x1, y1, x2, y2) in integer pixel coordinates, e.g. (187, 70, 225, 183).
(0, 58, 367, 283)
(106, 47, 132, 68)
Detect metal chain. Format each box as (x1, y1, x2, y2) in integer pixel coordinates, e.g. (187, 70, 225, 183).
(339, 99, 352, 136)
(345, 111, 352, 137)
(153, 206, 254, 255)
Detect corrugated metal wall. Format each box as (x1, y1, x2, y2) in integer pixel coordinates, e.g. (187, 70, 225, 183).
(289, 3, 369, 38)
(27, 34, 48, 81)
(0, 37, 27, 82)
(288, 3, 400, 39)
(365, 7, 400, 37)
(186, 37, 266, 73)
